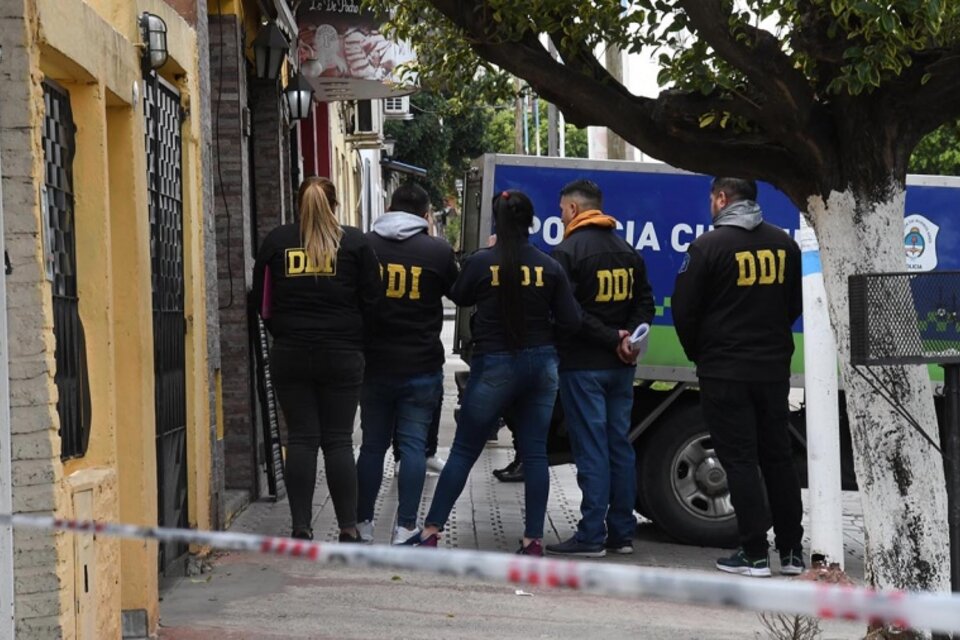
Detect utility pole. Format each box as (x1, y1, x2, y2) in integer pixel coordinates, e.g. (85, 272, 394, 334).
(533, 97, 541, 156)
(546, 39, 560, 157)
(547, 103, 559, 157)
(604, 44, 627, 160)
(0, 96, 16, 639)
(522, 93, 530, 154)
(513, 77, 524, 154)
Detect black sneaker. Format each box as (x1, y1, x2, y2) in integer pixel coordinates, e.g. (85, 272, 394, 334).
(338, 531, 363, 543)
(604, 539, 634, 555)
(291, 528, 313, 540)
(716, 548, 771, 577)
(545, 536, 606, 558)
(779, 549, 805, 576)
(493, 458, 520, 479)
(494, 460, 524, 483)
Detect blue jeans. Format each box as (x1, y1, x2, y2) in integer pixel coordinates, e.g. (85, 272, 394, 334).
(559, 368, 637, 545)
(357, 370, 444, 529)
(425, 346, 559, 539)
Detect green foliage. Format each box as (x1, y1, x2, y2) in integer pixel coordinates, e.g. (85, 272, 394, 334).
(481, 99, 588, 157)
(444, 214, 461, 249)
(384, 92, 456, 207)
(909, 118, 960, 175)
(367, 0, 960, 107)
(385, 86, 588, 211)
(384, 90, 493, 207)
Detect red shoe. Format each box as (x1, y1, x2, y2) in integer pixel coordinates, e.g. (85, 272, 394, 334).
(400, 530, 439, 547)
(516, 539, 543, 556)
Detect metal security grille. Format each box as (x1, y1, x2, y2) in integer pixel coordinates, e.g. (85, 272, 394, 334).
(251, 310, 286, 500)
(145, 73, 189, 576)
(42, 81, 91, 460)
(850, 271, 960, 365)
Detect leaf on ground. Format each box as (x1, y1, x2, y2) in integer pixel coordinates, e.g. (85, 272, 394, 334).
(797, 561, 856, 585)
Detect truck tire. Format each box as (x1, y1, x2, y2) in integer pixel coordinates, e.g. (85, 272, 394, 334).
(639, 404, 739, 547)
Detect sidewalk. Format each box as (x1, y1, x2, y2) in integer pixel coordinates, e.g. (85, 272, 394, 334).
(158, 321, 867, 639)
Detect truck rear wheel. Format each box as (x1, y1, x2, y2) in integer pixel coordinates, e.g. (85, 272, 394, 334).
(639, 404, 739, 547)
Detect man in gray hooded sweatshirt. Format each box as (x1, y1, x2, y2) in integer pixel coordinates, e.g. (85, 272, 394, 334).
(672, 177, 804, 578)
(356, 183, 459, 544)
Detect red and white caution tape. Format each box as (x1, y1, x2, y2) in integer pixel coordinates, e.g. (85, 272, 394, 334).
(2, 512, 959, 633)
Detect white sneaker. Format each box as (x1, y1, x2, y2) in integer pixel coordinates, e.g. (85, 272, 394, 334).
(425, 455, 446, 474)
(357, 520, 374, 544)
(392, 525, 419, 545)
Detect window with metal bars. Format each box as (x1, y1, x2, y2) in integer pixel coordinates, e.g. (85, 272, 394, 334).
(42, 80, 92, 460)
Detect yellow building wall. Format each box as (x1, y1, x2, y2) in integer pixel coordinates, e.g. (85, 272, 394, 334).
(26, 0, 213, 636)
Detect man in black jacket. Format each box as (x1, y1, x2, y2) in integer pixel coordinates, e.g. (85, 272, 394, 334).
(546, 180, 655, 558)
(672, 177, 804, 578)
(356, 183, 459, 545)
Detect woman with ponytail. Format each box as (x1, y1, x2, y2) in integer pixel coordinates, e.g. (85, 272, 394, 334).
(252, 176, 382, 542)
(404, 190, 582, 556)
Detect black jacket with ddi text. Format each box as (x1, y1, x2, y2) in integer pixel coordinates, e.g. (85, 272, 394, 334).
(672, 216, 802, 382)
(364, 212, 460, 375)
(450, 242, 582, 355)
(252, 224, 382, 350)
(552, 225, 656, 370)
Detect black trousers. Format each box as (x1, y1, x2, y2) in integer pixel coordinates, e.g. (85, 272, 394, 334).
(699, 377, 803, 557)
(271, 343, 364, 532)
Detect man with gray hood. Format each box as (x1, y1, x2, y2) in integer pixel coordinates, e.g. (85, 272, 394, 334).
(356, 183, 459, 544)
(672, 177, 804, 579)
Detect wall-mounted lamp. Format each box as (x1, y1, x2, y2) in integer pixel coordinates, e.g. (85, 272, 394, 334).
(252, 22, 289, 81)
(284, 74, 314, 122)
(383, 136, 397, 156)
(139, 13, 168, 70)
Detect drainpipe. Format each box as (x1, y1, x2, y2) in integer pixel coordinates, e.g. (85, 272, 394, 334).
(0, 90, 16, 638)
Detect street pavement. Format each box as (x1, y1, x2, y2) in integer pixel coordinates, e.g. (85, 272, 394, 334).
(158, 318, 867, 639)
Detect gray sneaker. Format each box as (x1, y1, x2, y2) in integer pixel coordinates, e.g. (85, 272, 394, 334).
(779, 549, 806, 576)
(546, 537, 606, 558)
(356, 520, 374, 544)
(604, 539, 634, 555)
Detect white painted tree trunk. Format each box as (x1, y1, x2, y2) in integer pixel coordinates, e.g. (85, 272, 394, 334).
(807, 185, 949, 593)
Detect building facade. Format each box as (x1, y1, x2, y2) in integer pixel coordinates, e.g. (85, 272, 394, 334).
(0, 1, 219, 637)
(212, 0, 407, 519)
(0, 0, 413, 636)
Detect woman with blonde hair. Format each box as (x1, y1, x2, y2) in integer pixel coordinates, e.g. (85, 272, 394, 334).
(253, 176, 382, 542)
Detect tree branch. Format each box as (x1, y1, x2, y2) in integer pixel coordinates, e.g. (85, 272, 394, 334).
(677, 0, 816, 129)
(903, 47, 960, 137)
(424, 0, 822, 206)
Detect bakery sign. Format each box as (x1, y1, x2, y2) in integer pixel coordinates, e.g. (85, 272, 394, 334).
(297, 2, 416, 101)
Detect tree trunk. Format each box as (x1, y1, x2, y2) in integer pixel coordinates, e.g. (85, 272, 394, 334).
(807, 184, 950, 593)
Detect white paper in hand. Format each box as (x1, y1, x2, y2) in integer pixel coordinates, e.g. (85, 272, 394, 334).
(629, 323, 650, 359)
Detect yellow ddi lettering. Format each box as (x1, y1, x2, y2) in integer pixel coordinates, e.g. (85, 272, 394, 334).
(489, 265, 545, 288)
(285, 249, 335, 276)
(386, 264, 407, 298)
(735, 249, 787, 287)
(409, 266, 422, 300)
(594, 268, 634, 302)
(756, 250, 776, 284)
(382, 263, 423, 300)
